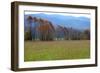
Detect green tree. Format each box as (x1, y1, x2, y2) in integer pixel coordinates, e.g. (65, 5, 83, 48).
(81, 29, 90, 40)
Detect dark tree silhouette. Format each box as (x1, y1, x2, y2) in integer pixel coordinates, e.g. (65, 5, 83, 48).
(81, 29, 90, 40)
(27, 16, 33, 40)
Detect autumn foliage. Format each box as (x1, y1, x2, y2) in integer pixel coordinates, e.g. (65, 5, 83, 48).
(25, 16, 90, 41)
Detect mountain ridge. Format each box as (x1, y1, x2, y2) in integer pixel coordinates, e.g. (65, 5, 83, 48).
(24, 13, 90, 30)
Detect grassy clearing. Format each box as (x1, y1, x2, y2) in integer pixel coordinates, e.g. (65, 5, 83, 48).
(24, 40, 90, 61)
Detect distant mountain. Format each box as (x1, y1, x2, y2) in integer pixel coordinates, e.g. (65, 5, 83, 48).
(24, 13, 90, 30)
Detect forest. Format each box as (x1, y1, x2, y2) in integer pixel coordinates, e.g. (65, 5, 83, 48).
(24, 16, 90, 41)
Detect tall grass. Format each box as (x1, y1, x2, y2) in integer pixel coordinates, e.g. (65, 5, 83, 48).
(24, 40, 90, 61)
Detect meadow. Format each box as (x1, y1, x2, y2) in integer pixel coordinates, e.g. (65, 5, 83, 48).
(24, 40, 90, 61)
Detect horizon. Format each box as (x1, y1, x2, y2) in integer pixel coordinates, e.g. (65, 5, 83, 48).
(24, 11, 90, 18)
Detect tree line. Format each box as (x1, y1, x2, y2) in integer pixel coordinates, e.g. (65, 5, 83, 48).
(24, 16, 90, 41)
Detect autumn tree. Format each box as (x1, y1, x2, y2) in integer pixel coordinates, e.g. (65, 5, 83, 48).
(25, 16, 89, 41)
(37, 19, 55, 41)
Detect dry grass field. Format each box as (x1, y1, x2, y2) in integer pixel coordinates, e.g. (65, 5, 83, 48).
(24, 40, 90, 61)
